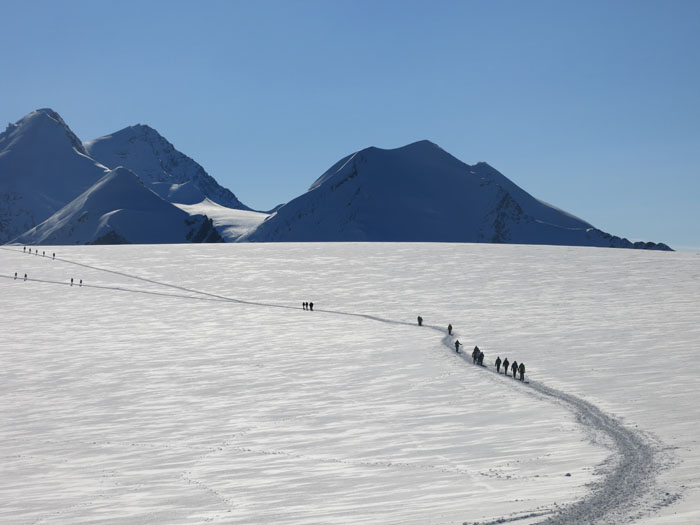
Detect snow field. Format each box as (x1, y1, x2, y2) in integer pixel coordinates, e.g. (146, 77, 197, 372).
(174, 200, 268, 241)
(1, 243, 698, 524)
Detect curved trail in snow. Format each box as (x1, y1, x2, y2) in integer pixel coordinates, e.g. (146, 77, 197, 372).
(2, 246, 671, 524)
(437, 336, 666, 525)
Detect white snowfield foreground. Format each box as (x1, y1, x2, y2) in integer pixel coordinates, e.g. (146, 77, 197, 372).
(1, 243, 698, 524)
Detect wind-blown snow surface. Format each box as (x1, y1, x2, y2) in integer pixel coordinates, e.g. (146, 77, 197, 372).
(1, 244, 698, 524)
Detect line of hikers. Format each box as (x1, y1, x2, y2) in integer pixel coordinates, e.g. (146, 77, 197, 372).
(23, 247, 55, 259)
(419, 317, 526, 382)
(495, 356, 526, 381)
(17, 248, 83, 287)
(302, 302, 314, 311)
(13, 272, 81, 287)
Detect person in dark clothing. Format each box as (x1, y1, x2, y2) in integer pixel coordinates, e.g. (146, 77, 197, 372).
(71, 278, 73, 286)
(477, 351, 484, 366)
(14, 272, 17, 280)
(52, 253, 55, 260)
(518, 362, 525, 381)
(454, 340, 461, 353)
(24, 273, 27, 281)
(511, 360, 518, 379)
(448, 324, 452, 335)
(23, 247, 26, 253)
(417, 316, 423, 326)
(503, 358, 509, 375)
(309, 302, 314, 311)
(495, 356, 502, 373)
(79, 279, 82, 287)
(302, 302, 306, 310)
(472, 346, 479, 364)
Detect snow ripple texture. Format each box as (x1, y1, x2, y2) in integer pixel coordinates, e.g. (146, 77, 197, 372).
(1, 243, 697, 524)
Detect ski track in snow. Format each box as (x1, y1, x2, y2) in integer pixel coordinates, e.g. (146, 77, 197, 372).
(0, 246, 674, 524)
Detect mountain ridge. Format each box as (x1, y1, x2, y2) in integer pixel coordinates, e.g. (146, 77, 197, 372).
(242, 140, 671, 250)
(0, 109, 109, 244)
(1, 109, 672, 249)
(84, 124, 251, 210)
(13, 167, 222, 245)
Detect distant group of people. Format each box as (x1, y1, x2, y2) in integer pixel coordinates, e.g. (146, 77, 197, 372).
(302, 302, 314, 311)
(16, 247, 81, 287)
(495, 356, 525, 381)
(23, 247, 55, 259)
(417, 315, 527, 382)
(471, 345, 485, 366)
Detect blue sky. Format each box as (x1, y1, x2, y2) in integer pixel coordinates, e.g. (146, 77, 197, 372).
(1, 0, 698, 249)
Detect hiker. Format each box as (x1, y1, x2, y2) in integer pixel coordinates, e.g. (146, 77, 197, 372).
(454, 340, 461, 353)
(23, 247, 26, 253)
(503, 358, 510, 375)
(302, 302, 307, 310)
(71, 278, 73, 286)
(417, 316, 423, 326)
(52, 253, 55, 260)
(472, 346, 479, 364)
(495, 356, 502, 373)
(519, 362, 525, 381)
(448, 324, 453, 335)
(511, 360, 518, 379)
(42, 251, 45, 257)
(309, 302, 314, 311)
(24, 273, 27, 281)
(14, 272, 17, 280)
(477, 351, 484, 366)
(79, 279, 82, 287)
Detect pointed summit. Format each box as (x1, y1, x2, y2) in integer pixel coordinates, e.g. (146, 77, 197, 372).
(84, 125, 250, 209)
(0, 108, 108, 244)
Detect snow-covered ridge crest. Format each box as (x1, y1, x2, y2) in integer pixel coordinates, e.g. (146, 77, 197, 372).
(1, 108, 91, 157)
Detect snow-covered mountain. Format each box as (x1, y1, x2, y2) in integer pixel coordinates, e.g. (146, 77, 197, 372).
(84, 124, 250, 210)
(242, 140, 671, 249)
(13, 167, 222, 245)
(0, 109, 109, 244)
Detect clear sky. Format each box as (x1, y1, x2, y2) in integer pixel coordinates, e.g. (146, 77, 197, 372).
(1, 0, 698, 249)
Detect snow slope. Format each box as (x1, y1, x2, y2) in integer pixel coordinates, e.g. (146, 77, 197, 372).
(12, 167, 222, 245)
(242, 141, 670, 250)
(174, 199, 268, 241)
(1, 243, 697, 524)
(0, 109, 109, 244)
(84, 125, 251, 210)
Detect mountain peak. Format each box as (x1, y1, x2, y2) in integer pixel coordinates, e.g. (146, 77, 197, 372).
(358, 139, 441, 156)
(0, 109, 109, 244)
(9, 108, 89, 157)
(85, 125, 251, 210)
(244, 140, 671, 250)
